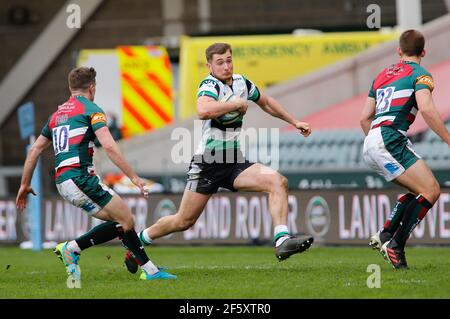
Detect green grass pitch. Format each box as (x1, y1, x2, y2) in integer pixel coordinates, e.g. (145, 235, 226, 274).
(1, 245, 450, 299)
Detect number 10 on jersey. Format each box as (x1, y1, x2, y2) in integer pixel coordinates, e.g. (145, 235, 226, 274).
(52, 125, 70, 155)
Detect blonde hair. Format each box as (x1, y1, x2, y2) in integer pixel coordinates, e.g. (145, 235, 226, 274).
(205, 43, 232, 62)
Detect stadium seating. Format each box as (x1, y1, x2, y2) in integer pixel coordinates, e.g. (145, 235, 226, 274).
(246, 124, 450, 172)
(243, 128, 364, 170)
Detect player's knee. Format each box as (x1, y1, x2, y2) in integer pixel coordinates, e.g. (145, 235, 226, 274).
(271, 174, 288, 193)
(280, 175, 289, 191)
(429, 182, 440, 204)
(120, 215, 135, 232)
(422, 181, 440, 204)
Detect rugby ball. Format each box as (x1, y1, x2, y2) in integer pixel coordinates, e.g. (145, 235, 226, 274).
(216, 93, 242, 125)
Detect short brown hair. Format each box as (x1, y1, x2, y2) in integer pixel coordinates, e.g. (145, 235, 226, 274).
(68, 67, 96, 91)
(399, 29, 425, 57)
(205, 43, 232, 62)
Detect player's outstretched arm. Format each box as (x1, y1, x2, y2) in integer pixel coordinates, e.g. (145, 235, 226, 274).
(256, 90, 311, 137)
(360, 97, 376, 136)
(16, 135, 52, 211)
(416, 89, 450, 147)
(94, 127, 148, 196)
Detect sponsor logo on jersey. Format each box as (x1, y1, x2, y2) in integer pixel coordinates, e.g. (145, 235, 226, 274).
(387, 64, 404, 76)
(416, 75, 434, 91)
(55, 114, 68, 125)
(58, 102, 76, 112)
(90, 112, 107, 125)
(201, 79, 217, 88)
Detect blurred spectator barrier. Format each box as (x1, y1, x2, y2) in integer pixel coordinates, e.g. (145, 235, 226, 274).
(2, 189, 450, 245)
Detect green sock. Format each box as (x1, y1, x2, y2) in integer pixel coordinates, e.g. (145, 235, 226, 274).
(139, 230, 152, 246)
(120, 229, 149, 266)
(381, 193, 415, 241)
(75, 221, 121, 251)
(273, 231, 289, 243)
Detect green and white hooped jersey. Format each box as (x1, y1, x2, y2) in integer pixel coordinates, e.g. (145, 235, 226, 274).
(195, 73, 260, 155)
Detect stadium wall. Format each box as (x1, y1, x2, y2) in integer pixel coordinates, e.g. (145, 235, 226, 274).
(1, 188, 450, 245)
(244, 13, 450, 130)
(0, 0, 164, 193)
(93, 14, 450, 176)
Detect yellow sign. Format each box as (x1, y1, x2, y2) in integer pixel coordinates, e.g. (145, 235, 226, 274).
(118, 46, 173, 138)
(78, 46, 173, 138)
(179, 32, 396, 119)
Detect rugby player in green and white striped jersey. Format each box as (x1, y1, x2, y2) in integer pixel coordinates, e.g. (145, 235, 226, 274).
(124, 43, 314, 274)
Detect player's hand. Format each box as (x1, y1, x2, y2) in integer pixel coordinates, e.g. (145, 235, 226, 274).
(234, 98, 248, 115)
(16, 185, 36, 212)
(130, 176, 149, 198)
(294, 121, 311, 137)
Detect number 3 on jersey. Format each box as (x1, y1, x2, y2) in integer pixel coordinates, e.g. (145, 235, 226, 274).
(375, 86, 395, 115)
(52, 125, 70, 155)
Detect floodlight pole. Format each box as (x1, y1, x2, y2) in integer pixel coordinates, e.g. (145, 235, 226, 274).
(396, 0, 423, 30)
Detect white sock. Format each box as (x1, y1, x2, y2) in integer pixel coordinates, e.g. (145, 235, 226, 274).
(139, 230, 152, 246)
(274, 225, 289, 236)
(141, 260, 159, 275)
(274, 225, 290, 247)
(66, 240, 81, 254)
